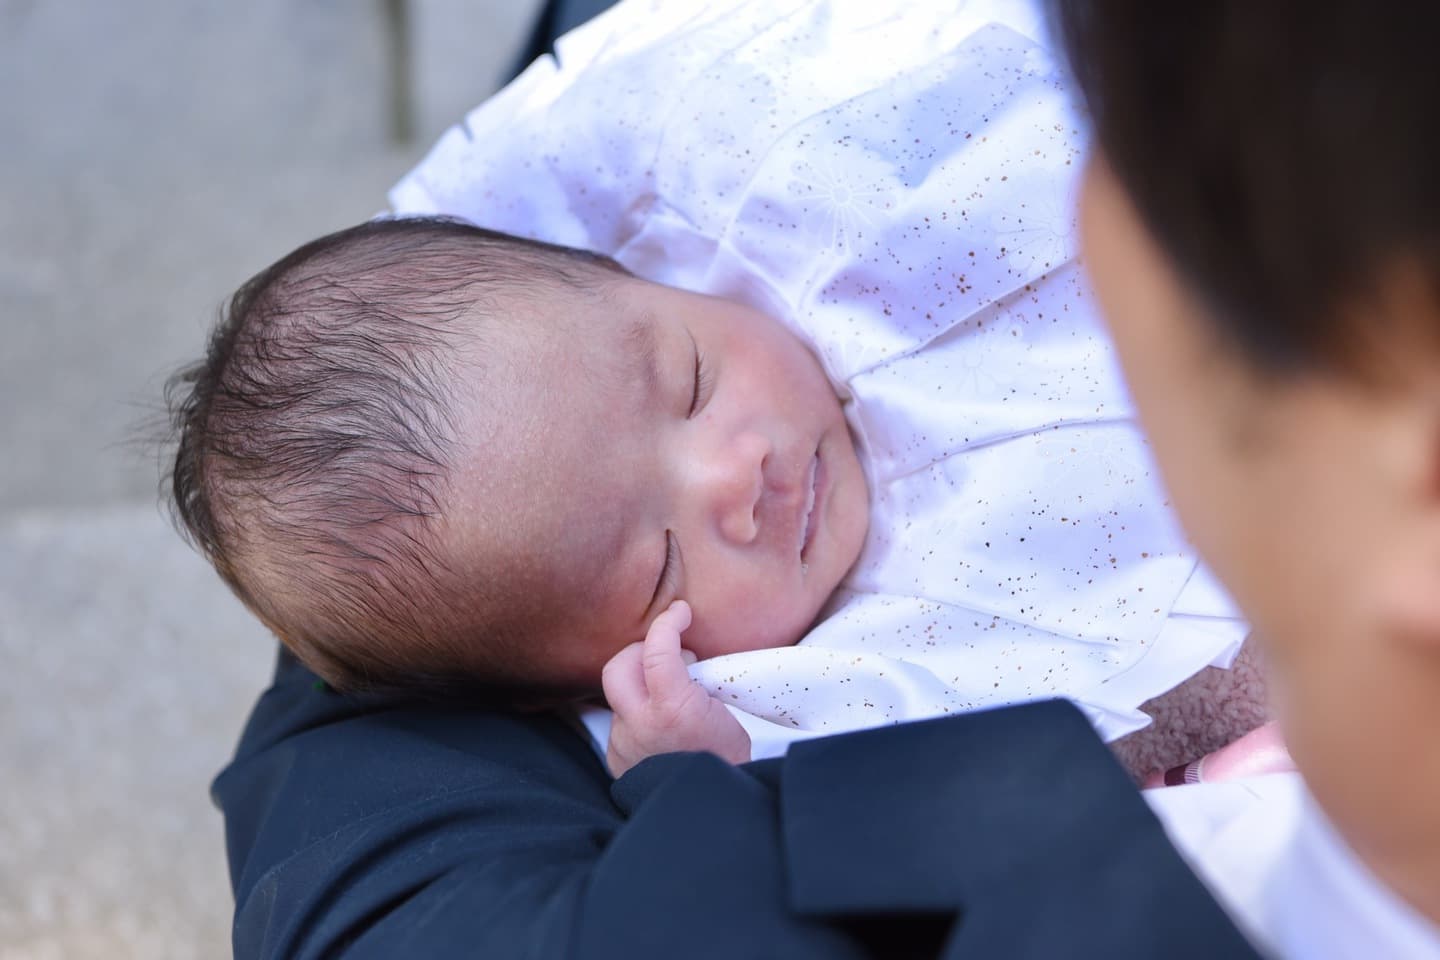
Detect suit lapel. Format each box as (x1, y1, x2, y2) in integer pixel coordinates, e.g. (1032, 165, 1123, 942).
(779, 700, 1263, 959)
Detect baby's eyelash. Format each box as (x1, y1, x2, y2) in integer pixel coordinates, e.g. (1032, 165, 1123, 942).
(688, 349, 713, 418)
(652, 531, 680, 608)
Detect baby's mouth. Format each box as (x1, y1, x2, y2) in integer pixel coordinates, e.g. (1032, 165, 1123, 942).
(799, 449, 823, 561)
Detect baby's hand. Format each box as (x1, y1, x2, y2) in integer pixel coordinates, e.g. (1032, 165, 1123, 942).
(601, 600, 752, 778)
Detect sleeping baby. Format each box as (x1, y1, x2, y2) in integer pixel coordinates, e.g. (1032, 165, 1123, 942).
(169, 213, 1284, 781)
(172, 0, 1279, 782)
(169, 215, 870, 722)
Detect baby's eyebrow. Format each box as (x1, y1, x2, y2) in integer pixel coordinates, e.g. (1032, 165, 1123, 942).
(620, 311, 662, 411)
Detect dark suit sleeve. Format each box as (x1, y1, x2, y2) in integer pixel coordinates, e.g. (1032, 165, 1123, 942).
(215, 651, 1261, 960)
(213, 650, 865, 960)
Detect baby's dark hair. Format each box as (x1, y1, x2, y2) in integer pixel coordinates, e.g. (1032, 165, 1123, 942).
(166, 216, 625, 697)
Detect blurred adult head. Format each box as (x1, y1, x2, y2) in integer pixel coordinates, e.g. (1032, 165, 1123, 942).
(1054, 2, 1440, 919)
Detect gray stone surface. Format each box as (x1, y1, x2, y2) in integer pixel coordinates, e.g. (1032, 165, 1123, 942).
(0, 505, 273, 960)
(0, 0, 543, 955)
(1, 0, 541, 512)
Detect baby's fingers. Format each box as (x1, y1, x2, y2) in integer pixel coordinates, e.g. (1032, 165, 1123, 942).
(642, 600, 695, 703)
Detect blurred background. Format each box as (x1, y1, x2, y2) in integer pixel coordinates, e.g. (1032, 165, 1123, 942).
(0, 1, 544, 955)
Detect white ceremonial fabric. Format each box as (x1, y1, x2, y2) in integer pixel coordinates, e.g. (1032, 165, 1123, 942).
(1147, 776, 1440, 958)
(389, 0, 1248, 757)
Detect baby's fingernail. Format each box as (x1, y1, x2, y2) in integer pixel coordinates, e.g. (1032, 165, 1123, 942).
(680, 649, 698, 666)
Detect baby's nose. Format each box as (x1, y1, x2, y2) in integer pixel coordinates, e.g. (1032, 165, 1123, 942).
(709, 431, 768, 544)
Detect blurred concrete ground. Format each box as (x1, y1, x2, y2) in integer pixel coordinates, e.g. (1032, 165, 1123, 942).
(0, 0, 543, 956)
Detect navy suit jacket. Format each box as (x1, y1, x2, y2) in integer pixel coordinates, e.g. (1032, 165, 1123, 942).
(214, 650, 1261, 958)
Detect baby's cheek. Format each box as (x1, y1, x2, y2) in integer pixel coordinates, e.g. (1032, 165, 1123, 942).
(689, 590, 808, 658)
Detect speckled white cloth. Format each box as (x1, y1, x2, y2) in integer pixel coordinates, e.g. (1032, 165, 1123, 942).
(389, 0, 1248, 758)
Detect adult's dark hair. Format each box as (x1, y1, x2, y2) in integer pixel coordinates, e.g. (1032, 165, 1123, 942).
(166, 216, 624, 696)
(1052, 3, 1440, 372)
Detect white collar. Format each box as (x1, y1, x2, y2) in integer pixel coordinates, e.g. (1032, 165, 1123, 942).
(1147, 773, 1440, 958)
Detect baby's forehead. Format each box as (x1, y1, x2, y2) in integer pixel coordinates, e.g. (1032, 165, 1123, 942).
(493, 274, 650, 370)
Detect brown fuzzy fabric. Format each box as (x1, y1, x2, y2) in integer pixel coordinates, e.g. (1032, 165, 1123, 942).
(1110, 638, 1272, 782)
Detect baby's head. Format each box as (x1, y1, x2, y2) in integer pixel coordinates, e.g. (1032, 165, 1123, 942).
(168, 217, 869, 698)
